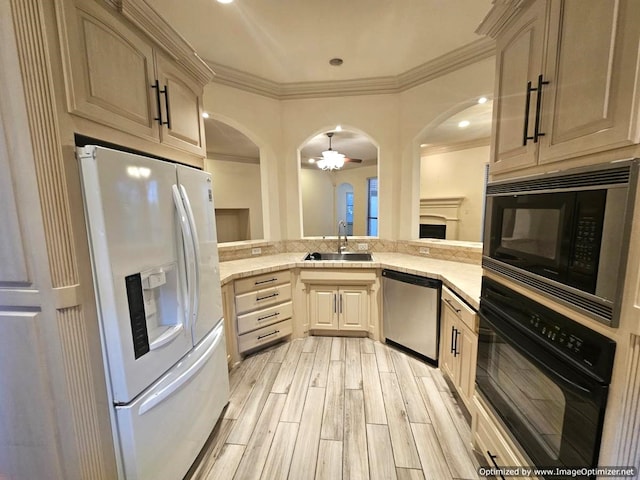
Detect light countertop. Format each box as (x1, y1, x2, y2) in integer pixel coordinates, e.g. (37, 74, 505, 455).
(219, 252, 482, 309)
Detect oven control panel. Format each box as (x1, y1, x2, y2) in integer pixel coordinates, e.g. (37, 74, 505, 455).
(527, 314, 591, 363)
(481, 277, 616, 382)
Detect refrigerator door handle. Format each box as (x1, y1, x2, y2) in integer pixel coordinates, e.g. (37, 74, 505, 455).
(149, 324, 184, 350)
(179, 185, 201, 331)
(138, 323, 224, 415)
(172, 185, 196, 333)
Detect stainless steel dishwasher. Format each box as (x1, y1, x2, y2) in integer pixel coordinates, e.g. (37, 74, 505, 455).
(382, 269, 441, 364)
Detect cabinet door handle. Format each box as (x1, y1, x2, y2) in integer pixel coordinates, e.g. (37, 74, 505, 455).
(450, 326, 456, 354)
(160, 84, 171, 129)
(522, 80, 534, 146)
(487, 451, 506, 480)
(151, 80, 163, 126)
(255, 277, 277, 285)
(532, 74, 549, 143)
(339, 294, 343, 314)
(333, 293, 337, 314)
(454, 329, 461, 357)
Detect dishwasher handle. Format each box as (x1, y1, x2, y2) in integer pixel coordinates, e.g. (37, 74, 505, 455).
(382, 269, 441, 289)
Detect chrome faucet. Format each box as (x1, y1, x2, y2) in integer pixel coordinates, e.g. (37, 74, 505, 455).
(337, 220, 348, 253)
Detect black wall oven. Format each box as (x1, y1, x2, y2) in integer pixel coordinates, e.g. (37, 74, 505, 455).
(483, 160, 638, 327)
(477, 278, 615, 478)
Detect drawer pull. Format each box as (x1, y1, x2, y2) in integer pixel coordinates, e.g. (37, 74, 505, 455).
(255, 277, 278, 285)
(257, 312, 279, 322)
(257, 330, 279, 340)
(256, 292, 279, 302)
(445, 298, 461, 314)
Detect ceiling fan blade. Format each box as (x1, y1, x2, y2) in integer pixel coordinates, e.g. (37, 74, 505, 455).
(344, 157, 363, 163)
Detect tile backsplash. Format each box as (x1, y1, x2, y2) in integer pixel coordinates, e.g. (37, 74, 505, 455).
(218, 238, 482, 265)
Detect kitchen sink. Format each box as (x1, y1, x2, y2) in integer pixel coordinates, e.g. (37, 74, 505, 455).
(304, 252, 373, 261)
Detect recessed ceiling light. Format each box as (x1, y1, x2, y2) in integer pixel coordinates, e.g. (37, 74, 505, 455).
(335, 125, 342, 131)
(329, 58, 343, 66)
(217, 0, 234, 4)
(478, 97, 488, 104)
(458, 120, 470, 128)
(202, 112, 210, 118)
(308, 158, 315, 163)
(420, 143, 428, 147)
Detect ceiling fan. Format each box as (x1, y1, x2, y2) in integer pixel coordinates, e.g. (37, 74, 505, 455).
(313, 132, 363, 170)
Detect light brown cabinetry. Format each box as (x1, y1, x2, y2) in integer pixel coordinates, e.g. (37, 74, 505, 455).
(439, 286, 478, 411)
(57, 0, 206, 155)
(473, 394, 537, 478)
(299, 269, 378, 337)
(487, 0, 640, 176)
(234, 270, 293, 354)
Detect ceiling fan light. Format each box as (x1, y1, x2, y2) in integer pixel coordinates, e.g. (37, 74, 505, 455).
(318, 149, 345, 170)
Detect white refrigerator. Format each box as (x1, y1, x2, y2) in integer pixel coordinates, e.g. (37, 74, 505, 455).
(77, 145, 229, 480)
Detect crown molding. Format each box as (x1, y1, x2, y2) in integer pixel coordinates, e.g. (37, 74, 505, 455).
(476, 0, 532, 38)
(206, 37, 495, 100)
(421, 136, 491, 156)
(396, 36, 495, 90)
(111, 0, 215, 85)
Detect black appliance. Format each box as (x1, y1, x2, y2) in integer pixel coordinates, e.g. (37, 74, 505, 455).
(476, 277, 616, 478)
(483, 160, 638, 327)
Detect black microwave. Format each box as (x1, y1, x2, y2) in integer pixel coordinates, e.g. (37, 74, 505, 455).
(483, 160, 638, 327)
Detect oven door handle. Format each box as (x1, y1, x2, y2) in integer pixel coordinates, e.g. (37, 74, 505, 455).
(479, 310, 597, 396)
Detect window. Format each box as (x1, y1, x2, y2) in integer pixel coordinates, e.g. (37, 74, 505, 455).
(345, 191, 354, 235)
(367, 177, 378, 236)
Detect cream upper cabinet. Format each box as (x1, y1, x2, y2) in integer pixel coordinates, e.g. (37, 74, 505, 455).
(155, 53, 206, 156)
(488, 0, 640, 175)
(538, 0, 640, 164)
(491, 0, 547, 174)
(58, 0, 206, 156)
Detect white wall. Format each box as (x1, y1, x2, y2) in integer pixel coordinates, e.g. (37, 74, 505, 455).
(205, 158, 264, 239)
(203, 56, 495, 242)
(300, 168, 334, 236)
(300, 165, 378, 237)
(420, 145, 489, 242)
(398, 58, 495, 240)
(333, 165, 378, 236)
(202, 85, 283, 240)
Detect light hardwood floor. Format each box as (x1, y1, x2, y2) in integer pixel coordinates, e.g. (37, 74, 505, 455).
(186, 337, 482, 480)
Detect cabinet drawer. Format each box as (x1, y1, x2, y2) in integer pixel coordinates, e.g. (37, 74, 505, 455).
(474, 395, 533, 475)
(235, 283, 292, 315)
(238, 319, 292, 353)
(237, 301, 292, 335)
(234, 270, 290, 295)
(442, 286, 478, 332)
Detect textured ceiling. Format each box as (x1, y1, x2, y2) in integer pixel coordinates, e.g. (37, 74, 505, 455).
(147, 0, 493, 84)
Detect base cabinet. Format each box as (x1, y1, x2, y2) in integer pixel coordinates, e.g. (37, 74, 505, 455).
(233, 270, 293, 354)
(299, 269, 378, 337)
(439, 286, 478, 411)
(308, 285, 368, 332)
(473, 394, 537, 479)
